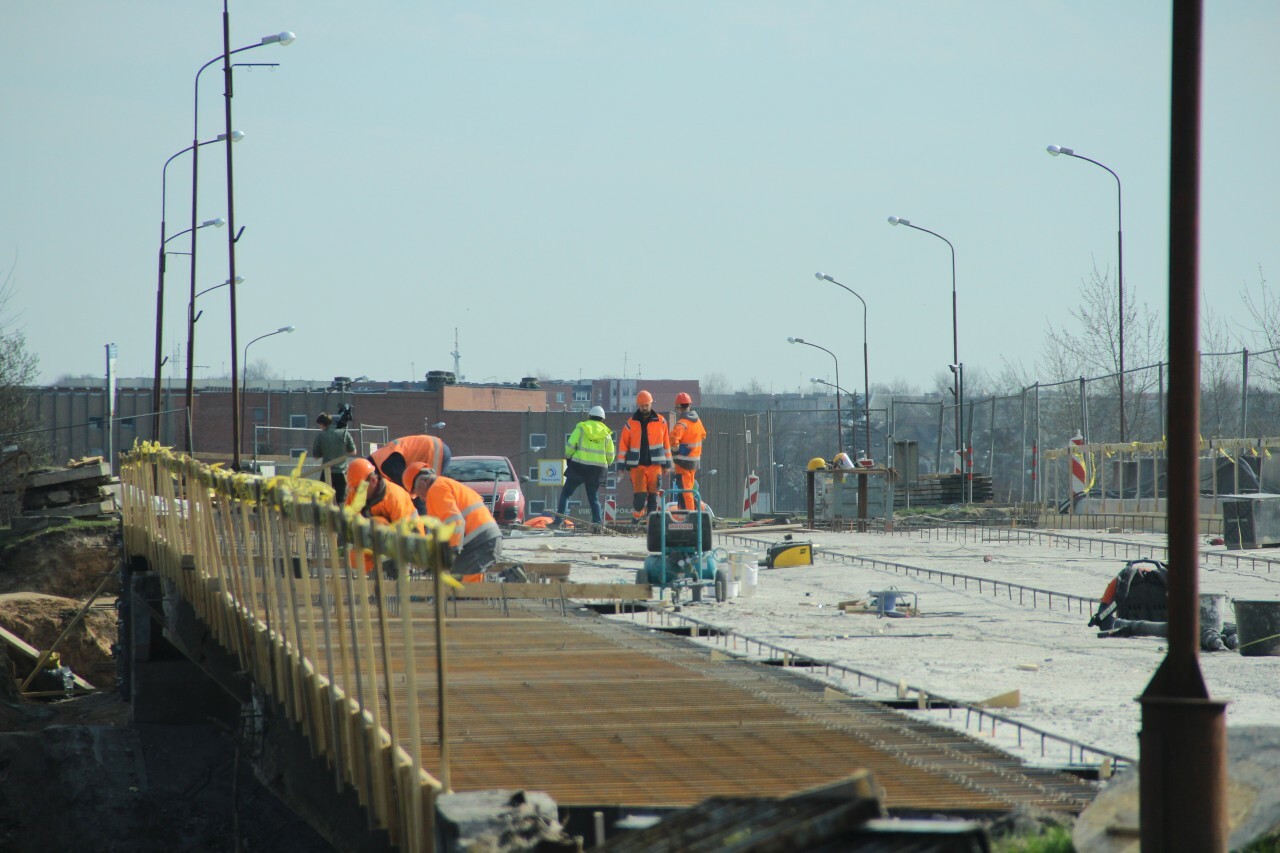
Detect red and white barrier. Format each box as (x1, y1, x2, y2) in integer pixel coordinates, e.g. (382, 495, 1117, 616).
(742, 473, 760, 516)
(1069, 432, 1088, 500)
(604, 498, 617, 523)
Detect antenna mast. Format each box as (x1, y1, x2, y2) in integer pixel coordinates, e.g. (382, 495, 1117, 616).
(452, 328, 462, 380)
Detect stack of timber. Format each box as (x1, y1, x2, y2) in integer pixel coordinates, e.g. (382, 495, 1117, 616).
(9, 458, 120, 529)
(894, 472, 993, 507)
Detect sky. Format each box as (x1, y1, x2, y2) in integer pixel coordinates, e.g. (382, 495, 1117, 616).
(2, 2, 1278, 397)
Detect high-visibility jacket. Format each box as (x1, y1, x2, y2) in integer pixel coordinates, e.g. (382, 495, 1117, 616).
(363, 480, 425, 534)
(616, 409, 671, 468)
(418, 475, 499, 551)
(370, 434, 451, 485)
(670, 410, 706, 469)
(565, 419, 615, 469)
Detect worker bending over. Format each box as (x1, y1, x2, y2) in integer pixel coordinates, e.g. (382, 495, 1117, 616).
(669, 391, 706, 510)
(616, 390, 671, 522)
(368, 434, 451, 508)
(345, 458, 424, 575)
(405, 462, 503, 579)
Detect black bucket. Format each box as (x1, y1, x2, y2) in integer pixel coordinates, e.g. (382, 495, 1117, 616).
(1233, 599, 1280, 657)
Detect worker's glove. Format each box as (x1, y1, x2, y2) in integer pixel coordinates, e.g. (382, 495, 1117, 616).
(676, 444, 691, 457)
(614, 462, 625, 473)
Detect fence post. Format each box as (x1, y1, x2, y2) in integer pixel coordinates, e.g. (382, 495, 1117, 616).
(1241, 348, 1250, 439)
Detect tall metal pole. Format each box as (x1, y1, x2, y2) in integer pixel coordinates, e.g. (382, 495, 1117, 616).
(887, 218, 959, 482)
(1139, 2, 1226, 849)
(222, 2, 243, 470)
(1047, 145, 1126, 441)
(817, 274, 872, 460)
(790, 337, 842, 457)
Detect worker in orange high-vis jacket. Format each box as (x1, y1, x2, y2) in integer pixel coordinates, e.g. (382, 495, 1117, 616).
(405, 462, 503, 579)
(615, 390, 672, 522)
(669, 391, 706, 510)
(345, 458, 424, 575)
(368, 434, 451, 511)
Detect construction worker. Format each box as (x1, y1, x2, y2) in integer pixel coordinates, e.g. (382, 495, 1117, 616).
(669, 392, 706, 510)
(368, 434, 451, 508)
(405, 462, 503, 579)
(345, 458, 424, 575)
(553, 405, 615, 527)
(615, 389, 671, 523)
(312, 411, 356, 503)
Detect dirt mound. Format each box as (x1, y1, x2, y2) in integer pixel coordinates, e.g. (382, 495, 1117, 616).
(0, 592, 117, 688)
(0, 521, 119, 597)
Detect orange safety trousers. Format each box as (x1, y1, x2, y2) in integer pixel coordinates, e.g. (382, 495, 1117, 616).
(628, 465, 662, 519)
(672, 465, 698, 510)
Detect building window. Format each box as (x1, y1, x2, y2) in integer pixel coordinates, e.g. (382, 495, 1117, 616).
(290, 414, 308, 428)
(528, 466, 538, 482)
(529, 433, 547, 451)
(252, 407, 266, 422)
(555, 392, 564, 403)
(89, 417, 104, 431)
(528, 500, 546, 514)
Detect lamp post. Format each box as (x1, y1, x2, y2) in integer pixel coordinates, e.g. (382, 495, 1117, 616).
(788, 336, 843, 456)
(815, 272, 872, 460)
(1047, 144, 1127, 441)
(240, 324, 295, 461)
(185, 27, 294, 453)
(887, 216, 962, 484)
(153, 132, 238, 442)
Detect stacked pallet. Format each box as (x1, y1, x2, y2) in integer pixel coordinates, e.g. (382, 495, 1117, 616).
(894, 473, 994, 507)
(13, 458, 120, 528)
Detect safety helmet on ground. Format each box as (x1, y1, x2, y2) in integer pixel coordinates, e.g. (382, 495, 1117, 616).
(675, 392, 692, 406)
(636, 390, 653, 406)
(588, 405, 606, 419)
(807, 457, 827, 471)
(346, 458, 376, 490)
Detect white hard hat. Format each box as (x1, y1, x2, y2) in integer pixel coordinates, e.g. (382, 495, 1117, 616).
(588, 406, 606, 418)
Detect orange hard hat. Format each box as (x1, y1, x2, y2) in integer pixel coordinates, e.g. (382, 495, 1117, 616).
(636, 390, 653, 406)
(346, 458, 375, 490)
(403, 461, 436, 493)
(675, 392, 692, 406)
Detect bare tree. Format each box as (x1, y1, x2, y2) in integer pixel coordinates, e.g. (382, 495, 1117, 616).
(1240, 266, 1280, 387)
(1041, 263, 1166, 442)
(1, 258, 46, 521)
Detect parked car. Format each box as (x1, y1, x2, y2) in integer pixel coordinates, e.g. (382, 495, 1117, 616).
(447, 455, 527, 525)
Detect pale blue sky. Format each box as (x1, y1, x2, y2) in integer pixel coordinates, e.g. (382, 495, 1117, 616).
(3, 2, 1277, 394)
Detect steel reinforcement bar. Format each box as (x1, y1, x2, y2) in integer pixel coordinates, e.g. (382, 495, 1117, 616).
(614, 601, 1134, 773)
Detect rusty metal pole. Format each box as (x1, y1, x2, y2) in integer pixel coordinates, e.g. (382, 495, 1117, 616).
(1138, 2, 1228, 850)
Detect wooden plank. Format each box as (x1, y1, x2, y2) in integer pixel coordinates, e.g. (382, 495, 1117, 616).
(27, 463, 111, 489)
(21, 499, 117, 519)
(494, 561, 572, 581)
(0, 625, 96, 690)
(446, 582, 651, 601)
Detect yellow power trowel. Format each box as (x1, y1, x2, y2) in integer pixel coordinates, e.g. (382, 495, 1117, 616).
(760, 535, 814, 569)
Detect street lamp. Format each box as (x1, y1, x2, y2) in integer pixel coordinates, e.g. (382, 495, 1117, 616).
(815, 272, 872, 460)
(240, 324, 296, 462)
(185, 28, 294, 452)
(152, 131, 238, 441)
(788, 336, 843, 456)
(887, 215, 963, 485)
(1047, 144, 1126, 441)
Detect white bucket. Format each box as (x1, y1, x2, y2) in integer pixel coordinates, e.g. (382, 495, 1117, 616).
(728, 581, 740, 598)
(742, 563, 759, 597)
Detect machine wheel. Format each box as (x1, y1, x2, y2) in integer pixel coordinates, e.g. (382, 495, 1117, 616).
(714, 567, 731, 603)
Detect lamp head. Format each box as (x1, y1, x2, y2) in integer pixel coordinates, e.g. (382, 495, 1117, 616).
(1047, 144, 1073, 157)
(223, 276, 245, 285)
(216, 130, 246, 143)
(888, 216, 908, 226)
(279, 325, 295, 334)
(200, 217, 226, 229)
(262, 31, 296, 46)
(430, 421, 446, 429)
(787, 337, 803, 344)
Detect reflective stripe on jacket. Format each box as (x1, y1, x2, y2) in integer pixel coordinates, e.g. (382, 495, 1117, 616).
(565, 419, 615, 468)
(420, 476, 499, 550)
(370, 434, 451, 482)
(671, 410, 706, 468)
(616, 409, 671, 467)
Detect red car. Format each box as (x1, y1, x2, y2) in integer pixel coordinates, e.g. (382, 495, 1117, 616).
(447, 455, 527, 525)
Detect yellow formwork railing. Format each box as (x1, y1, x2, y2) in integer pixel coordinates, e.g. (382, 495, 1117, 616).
(119, 443, 448, 852)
